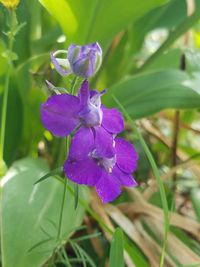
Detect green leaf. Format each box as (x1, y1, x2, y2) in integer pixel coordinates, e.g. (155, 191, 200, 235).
(124, 241, 149, 267)
(109, 228, 124, 267)
(0, 158, 86, 267)
(38, 0, 168, 45)
(138, 6, 200, 72)
(104, 69, 200, 119)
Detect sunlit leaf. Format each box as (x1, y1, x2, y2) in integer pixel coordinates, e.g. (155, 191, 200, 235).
(104, 69, 200, 119)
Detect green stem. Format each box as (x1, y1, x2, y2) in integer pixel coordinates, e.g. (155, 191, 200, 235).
(56, 76, 78, 241)
(56, 178, 67, 241)
(0, 10, 16, 161)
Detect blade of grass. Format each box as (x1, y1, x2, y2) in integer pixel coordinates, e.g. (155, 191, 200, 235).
(57, 178, 67, 241)
(34, 167, 63, 184)
(137, 7, 200, 72)
(72, 232, 101, 242)
(112, 95, 169, 267)
(70, 241, 87, 267)
(109, 228, 124, 267)
(61, 246, 72, 267)
(72, 242, 96, 267)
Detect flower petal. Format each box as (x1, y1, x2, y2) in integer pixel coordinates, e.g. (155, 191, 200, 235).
(64, 157, 102, 186)
(78, 80, 90, 107)
(96, 170, 121, 203)
(67, 44, 80, 62)
(50, 52, 72, 76)
(94, 126, 115, 158)
(72, 56, 95, 78)
(112, 166, 138, 187)
(69, 127, 94, 160)
(115, 137, 138, 173)
(41, 94, 80, 137)
(101, 106, 124, 134)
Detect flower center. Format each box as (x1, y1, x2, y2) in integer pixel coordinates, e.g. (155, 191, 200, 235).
(90, 150, 116, 173)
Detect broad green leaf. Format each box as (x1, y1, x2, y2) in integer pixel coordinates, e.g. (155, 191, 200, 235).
(0, 158, 86, 267)
(104, 70, 200, 119)
(109, 228, 124, 267)
(38, 0, 168, 46)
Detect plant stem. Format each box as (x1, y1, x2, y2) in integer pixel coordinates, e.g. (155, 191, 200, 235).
(56, 76, 78, 241)
(56, 178, 67, 241)
(0, 9, 16, 162)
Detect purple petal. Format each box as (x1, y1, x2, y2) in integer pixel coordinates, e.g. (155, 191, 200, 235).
(64, 157, 102, 186)
(78, 80, 90, 107)
(50, 52, 71, 76)
(41, 94, 80, 137)
(69, 127, 94, 160)
(67, 44, 80, 62)
(101, 106, 124, 134)
(72, 55, 94, 78)
(96, 170, 121, 203)
(94, 126, 115, 158)
(90, 42, 102, 53)
(67, 43, 102, 78)
(115, 137, 138, 173)
(112, 166, 138, 187)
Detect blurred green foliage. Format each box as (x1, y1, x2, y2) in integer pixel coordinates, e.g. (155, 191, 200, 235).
(0, 0, 200, 266)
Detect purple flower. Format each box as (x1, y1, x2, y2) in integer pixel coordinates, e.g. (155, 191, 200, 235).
(51, 42, 102, 78)
(64, 127, 138, 203)
(41, 81, 124, 142)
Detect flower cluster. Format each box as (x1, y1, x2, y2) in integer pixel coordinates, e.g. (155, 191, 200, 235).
(41, 42, 138, 203)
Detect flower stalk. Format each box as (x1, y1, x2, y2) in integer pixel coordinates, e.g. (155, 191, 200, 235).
(0, 9, 17, 176)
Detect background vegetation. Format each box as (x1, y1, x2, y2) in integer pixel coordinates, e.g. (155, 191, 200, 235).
(0, 0, 200, 266)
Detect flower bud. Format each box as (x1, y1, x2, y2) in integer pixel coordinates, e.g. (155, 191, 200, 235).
(50, 50, 72, 76)
(67, 42, 102, 78)
(0, 0, 20, 9)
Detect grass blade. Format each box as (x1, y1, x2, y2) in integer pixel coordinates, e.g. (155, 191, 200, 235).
(113, 95, 169, 267)
(138, 7, 200, 72)
(34, 167, 63, 185)
(109, 228, 124, 267)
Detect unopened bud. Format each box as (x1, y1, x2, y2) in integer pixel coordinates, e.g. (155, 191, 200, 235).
(68, 42, 102, 78)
